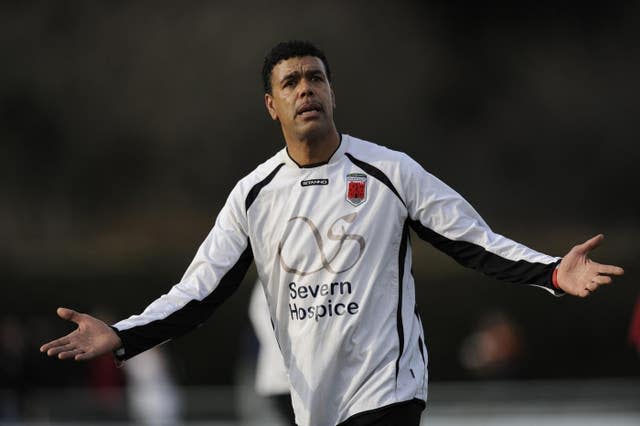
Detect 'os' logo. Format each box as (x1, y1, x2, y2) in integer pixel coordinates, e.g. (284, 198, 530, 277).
(277, 213, 366, 276)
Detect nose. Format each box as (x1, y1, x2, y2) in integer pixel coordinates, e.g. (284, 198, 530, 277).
(297, 78, 314, 98)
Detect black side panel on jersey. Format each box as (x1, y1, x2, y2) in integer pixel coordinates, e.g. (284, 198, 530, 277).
(395, 221, 410, 383)
(345, 153, 406, 207)
(409, 219, 558, 286)
(114, 243, 254, 360)
(414, 306, 425, 365)
(245, 163, 285, 211)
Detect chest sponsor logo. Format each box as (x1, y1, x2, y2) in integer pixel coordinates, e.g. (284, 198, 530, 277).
(301, 178, 329, 187)
(346, 173, 367, 206)
(277, 213, 365, 276)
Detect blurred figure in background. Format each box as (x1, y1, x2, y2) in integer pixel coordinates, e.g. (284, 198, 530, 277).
(124, 346, 182, 426)
(0, 316, 26, 421)
(249, 280, 295, 425)
(629, 295, 640, 355)
(86, 309, 127, 420)
(87, 308, 182, 424)
(86, 352, 127, 419)
(459, 311, 525, 379)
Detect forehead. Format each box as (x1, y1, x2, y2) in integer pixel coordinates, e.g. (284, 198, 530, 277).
(271, 56, 327, 79)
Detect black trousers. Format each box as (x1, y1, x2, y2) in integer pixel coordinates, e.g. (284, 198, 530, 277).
(337, 399, 425, 426)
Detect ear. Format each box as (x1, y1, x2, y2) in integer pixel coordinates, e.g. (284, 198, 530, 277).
(264, 93, 279, 121)
(331, 88, 336, 109)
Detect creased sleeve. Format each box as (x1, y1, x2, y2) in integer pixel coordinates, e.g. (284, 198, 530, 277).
(112, 183, 254, 360)
(400, 154, 562, 295)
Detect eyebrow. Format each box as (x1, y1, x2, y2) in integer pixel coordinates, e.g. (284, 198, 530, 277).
(279, 68, 325, 85)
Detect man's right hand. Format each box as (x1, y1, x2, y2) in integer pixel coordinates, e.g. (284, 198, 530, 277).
(40, 307, 123, 361)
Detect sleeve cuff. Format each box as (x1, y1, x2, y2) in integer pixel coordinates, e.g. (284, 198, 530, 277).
(545, 261, 564, 296)
(109, 326, 127, 360)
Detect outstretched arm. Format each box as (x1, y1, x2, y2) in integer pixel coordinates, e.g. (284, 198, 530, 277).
(40, 307, 122, 361)
(556, 234, 624, 297)
(399, 156, 625, 294)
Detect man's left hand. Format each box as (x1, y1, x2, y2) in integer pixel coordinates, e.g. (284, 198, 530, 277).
(556, 234, 624, 297)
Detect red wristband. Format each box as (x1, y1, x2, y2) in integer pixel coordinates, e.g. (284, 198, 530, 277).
(552, 268, 560, 289)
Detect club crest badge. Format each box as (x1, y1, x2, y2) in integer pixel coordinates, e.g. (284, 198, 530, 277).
(346, 173, 367, 206)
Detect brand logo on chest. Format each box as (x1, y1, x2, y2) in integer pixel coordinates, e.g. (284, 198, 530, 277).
(301, 178, 329, 187)
(346, 173, 367, 206)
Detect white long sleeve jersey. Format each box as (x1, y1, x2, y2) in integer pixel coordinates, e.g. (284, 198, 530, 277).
(113, 134, 561, 426)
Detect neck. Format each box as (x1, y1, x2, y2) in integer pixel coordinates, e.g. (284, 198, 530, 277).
(284, 128, 341, 166)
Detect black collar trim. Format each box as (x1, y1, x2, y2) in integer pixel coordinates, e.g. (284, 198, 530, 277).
(286, 133, 342, 169)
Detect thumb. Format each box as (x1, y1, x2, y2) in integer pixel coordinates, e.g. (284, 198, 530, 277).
(57, 307, 79, 323)
(576, 234, 604, 254)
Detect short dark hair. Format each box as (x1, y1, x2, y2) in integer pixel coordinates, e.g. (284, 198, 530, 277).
(262, 40, 332, 94)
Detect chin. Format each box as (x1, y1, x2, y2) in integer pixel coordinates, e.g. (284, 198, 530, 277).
(297, 123, 331, 140)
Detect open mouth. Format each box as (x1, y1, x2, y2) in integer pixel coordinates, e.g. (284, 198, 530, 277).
(296, 102, 323, 117)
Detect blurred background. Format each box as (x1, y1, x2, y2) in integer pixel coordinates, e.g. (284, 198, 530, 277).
(1, 0, 638, 424)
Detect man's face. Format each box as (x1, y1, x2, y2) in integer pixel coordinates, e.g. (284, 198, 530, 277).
(265, 56, 336, 141)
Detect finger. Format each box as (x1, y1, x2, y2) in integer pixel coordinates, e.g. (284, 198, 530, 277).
(597, 264, 625, 276)
(58, 349, 84, 360)
(57, 307, 80, 323)
(585, 281, 598, 292)
(75, 351, 97, 361)
(577, 288, 591, 298)
(40, 336, 71, 353)
(577, 234, 604, 253)
(592, 275, 613, 286)
(47, 343, 77, 357)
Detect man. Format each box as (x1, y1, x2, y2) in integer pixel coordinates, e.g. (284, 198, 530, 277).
(41, 41, 624, 426)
